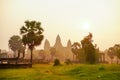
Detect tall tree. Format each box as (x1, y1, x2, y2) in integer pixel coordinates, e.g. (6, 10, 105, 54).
(71, 42, 81, 61)
(8, 35, 24, 58)
(107, 47, 115, 64)
(20, 20, 44, 64)
(81, 33, 96, 64)
(114, 44, 120, 64)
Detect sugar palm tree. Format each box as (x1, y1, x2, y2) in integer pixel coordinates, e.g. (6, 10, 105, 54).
(20, 20, 44, 64)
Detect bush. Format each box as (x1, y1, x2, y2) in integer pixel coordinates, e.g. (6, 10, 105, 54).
(65, 59, 72, 65)
(53, 59, 60, 66)
(99, 65, 105, 71)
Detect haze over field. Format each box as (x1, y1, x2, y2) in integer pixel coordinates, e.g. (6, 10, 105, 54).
(0, 0, 120, 51)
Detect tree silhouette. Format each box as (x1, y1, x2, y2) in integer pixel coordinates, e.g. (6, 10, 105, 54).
(8, 35, 24, 58)
(107, 47, 115, 64)
(81, 33, 96, 64)
(113, 44, 120, 64)
(20, 20, 44, 64)
(71, 42, 81, 61)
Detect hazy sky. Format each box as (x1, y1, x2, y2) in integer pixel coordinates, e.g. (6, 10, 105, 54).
(0, 0, 120, 51)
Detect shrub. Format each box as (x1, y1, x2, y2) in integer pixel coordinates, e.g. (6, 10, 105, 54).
(65, 59, 72, 65)
(53, 59, 60, 66)
(99, 65, 105, 71)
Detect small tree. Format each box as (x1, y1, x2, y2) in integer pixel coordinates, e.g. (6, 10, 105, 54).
(107, 47, 115, 64)
(114, 44, 120, 64)
(77, 48, 85, 63)
(71, 42, 81, 62)
(65, 59, 72, 65)
(20, 20, 44, 64)
(8, 35, 24, 58)
(53, 58, 60, 66)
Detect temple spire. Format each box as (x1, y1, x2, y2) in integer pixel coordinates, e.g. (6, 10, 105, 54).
(44, 39, 50, 51)
(54, 34, 63, 49)
(67, 40, 71, 48)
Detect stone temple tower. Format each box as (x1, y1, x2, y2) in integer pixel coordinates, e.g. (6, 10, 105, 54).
(43, 35, 73, 61)
(44, 39, 50, 51)
(67, 40, 72, 48)
(54, 34, 63, 50)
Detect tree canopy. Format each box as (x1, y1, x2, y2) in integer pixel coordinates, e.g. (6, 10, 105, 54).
(71, 42, 81, 61)
(81, 33, 96, 64)
(8, 35, 24, 58)
(20, 20, 44, 64)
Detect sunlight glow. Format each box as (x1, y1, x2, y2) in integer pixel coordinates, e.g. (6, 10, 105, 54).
(82, 22, 90, 30)
(0, 0, 120, 51)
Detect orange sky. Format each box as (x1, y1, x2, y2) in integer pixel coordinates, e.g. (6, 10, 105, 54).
(0, 0, 120, 51)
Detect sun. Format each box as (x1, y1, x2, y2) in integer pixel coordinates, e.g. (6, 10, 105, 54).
(82, 22, 90, 30)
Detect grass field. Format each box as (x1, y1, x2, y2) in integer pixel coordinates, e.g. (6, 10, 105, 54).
(0, 63, 120, 80)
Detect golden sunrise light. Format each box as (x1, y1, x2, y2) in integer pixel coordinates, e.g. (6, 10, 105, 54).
(1, 0, 120, 79)
(0, 0, 120, 51)
(82, 22, 90, 30)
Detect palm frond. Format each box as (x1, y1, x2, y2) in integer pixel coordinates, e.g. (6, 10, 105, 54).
(20, 26, 28, 34)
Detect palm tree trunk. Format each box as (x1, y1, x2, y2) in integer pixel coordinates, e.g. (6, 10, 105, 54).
(17, 50, 20, 58)
(30, 49, 33, 64)
(14, 51, 16, 58)
(117, 57, 118, 64)
(73, 54, 74, 62)
(22, 50, 25, 58)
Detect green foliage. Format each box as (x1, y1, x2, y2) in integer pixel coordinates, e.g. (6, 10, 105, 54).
(71, 33, 99, 64)
(107, 47, 115, 59)
(20, 20, 44, 64)
(9, 35, 23, 52)
(53, 58, 60, 66)
(107, 44, 120, 63)
(81, 33, 96, 64)
(71, 42, 81, 62)
(77, 49, 86, 63)
(0, 64, 120, 80)
(94, 48, 100, 63)
(98, 65, 105, 71)
(20, 20, 44, 50)
(8, 35, 25, 58)
(114, 44, 120, 59)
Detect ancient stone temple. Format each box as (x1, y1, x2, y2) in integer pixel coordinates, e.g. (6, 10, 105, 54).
(44, 35, 73, 61)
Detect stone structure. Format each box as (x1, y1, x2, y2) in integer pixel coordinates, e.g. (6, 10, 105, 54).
(44, 35, 73, 61)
